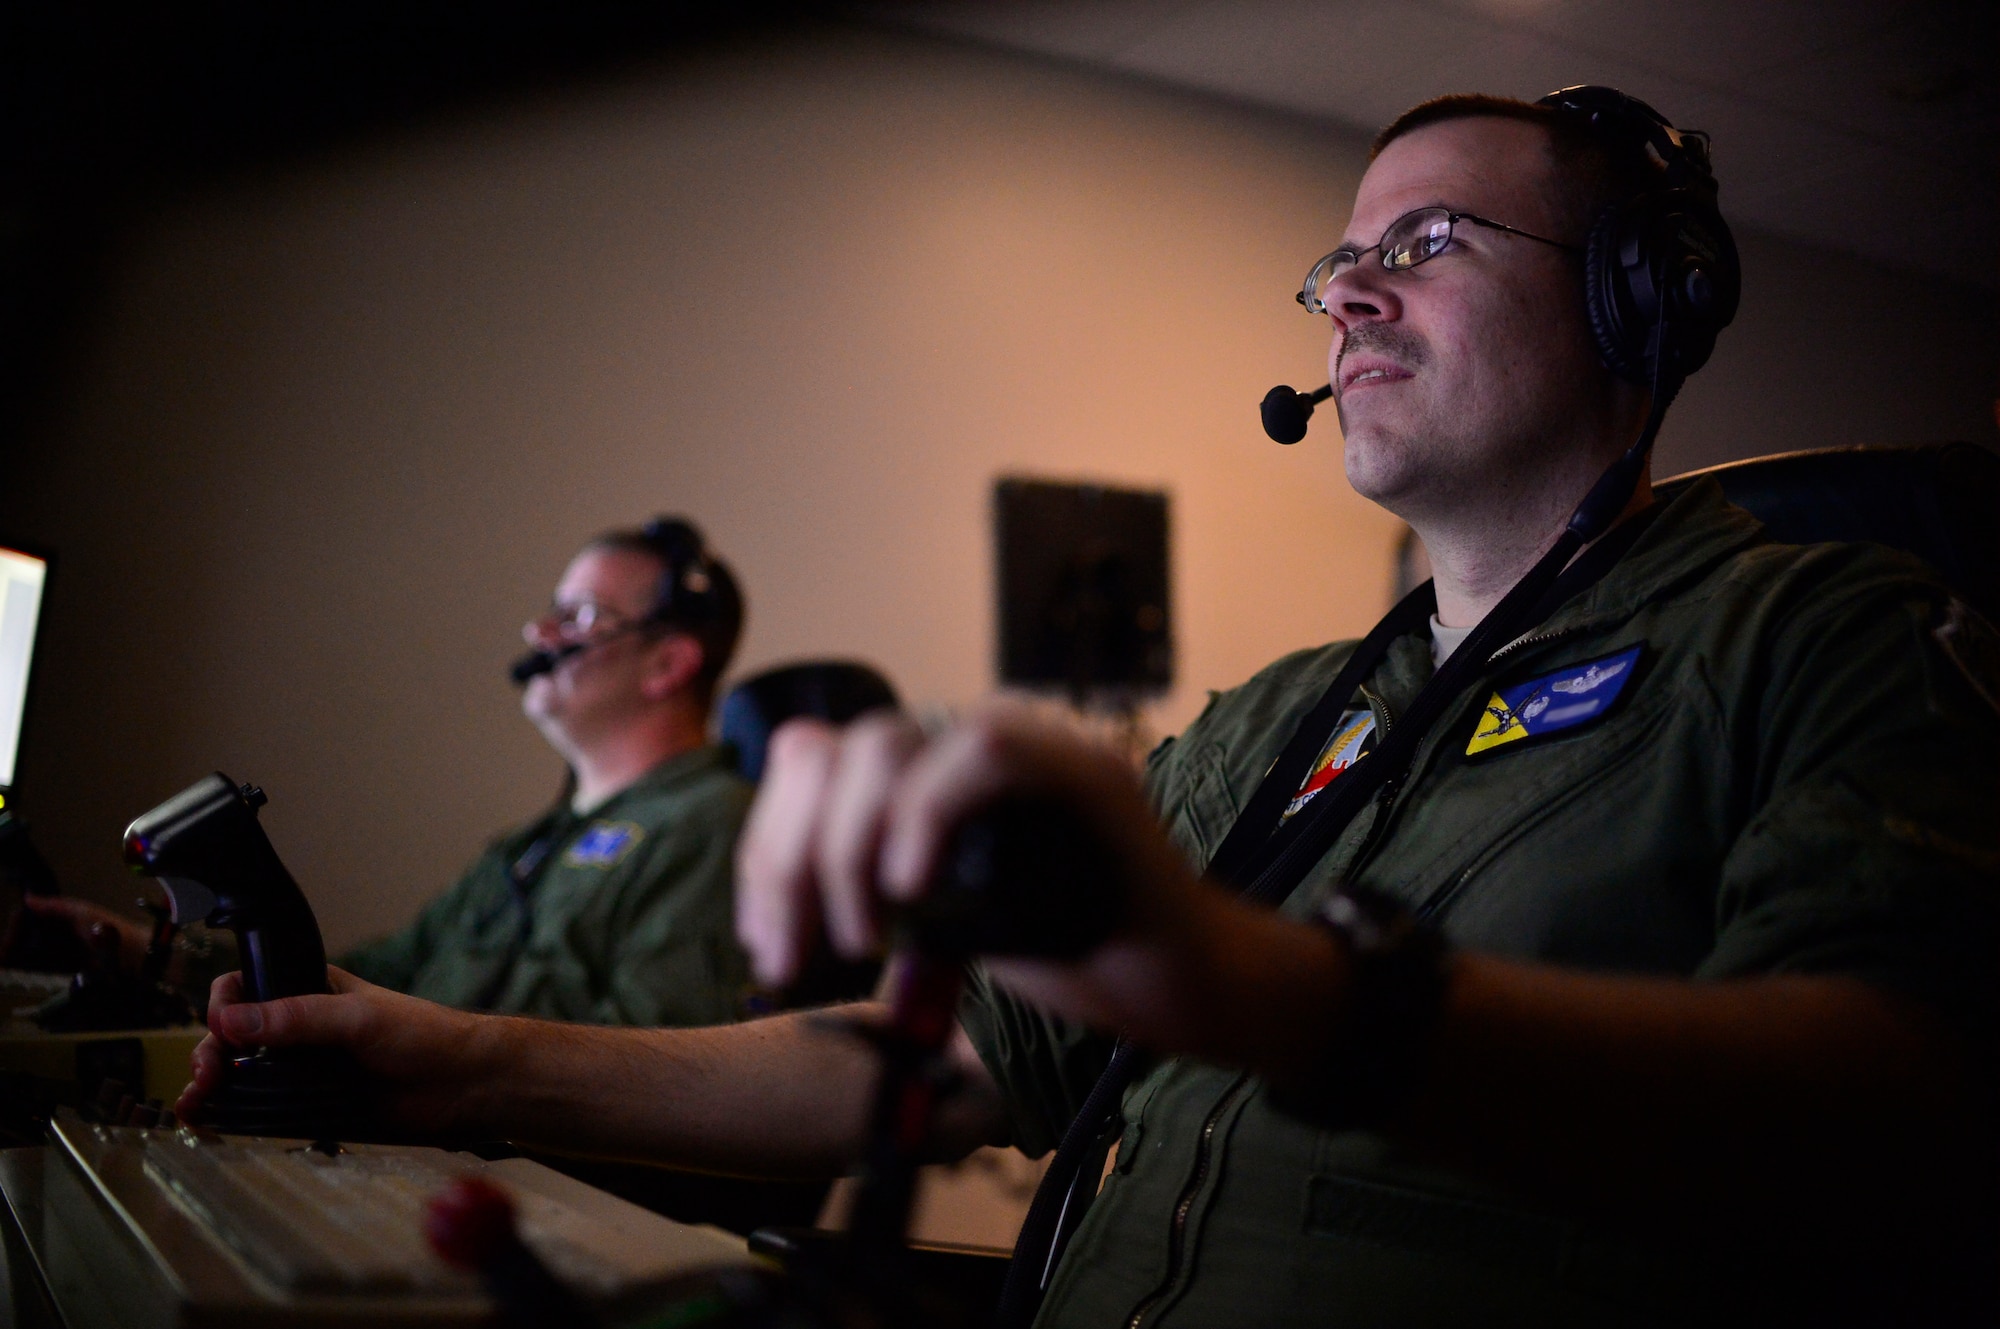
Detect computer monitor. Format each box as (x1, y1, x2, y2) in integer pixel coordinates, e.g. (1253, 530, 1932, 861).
(0, 544, 48, 794)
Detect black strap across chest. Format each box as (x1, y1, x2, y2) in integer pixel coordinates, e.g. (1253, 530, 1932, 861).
(465, 815, 574, 1011)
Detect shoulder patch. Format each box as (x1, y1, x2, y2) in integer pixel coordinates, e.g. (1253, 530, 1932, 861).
(1466, 645, 1643, 757)
(562, 820, 646, 868)
(1935, 598, 2000, 719)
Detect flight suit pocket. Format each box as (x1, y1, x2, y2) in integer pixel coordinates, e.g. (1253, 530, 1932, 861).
(1110, 1064, 1167, 1177)
(1412, 674, 1686, 925)
(1304, 1173, 1570, 1276)
(461, 890, 530, 954)
(1164, 745, 1241, 866)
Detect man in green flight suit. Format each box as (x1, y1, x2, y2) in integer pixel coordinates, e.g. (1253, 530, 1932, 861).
(185, 92, 1997, 1324)
(42, 518, 757, 1029)
(339, 516, 754, 1026)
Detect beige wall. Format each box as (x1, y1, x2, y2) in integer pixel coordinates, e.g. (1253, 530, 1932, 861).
(6, 26, 1996, 950)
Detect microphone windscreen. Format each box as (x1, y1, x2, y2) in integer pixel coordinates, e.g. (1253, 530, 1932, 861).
(1261, 385, 1314, 444)
(511, 641, 588, 685)
(509, 650, 558, 685)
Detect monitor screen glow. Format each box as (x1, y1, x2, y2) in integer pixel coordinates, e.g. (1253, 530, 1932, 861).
(0, 546, 48, 791)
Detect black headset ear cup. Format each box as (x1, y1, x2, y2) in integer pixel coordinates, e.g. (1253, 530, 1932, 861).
(1583, 204, 1648, 384)
(1654, 197, 1739, 379)
(639, 515, 714, 623)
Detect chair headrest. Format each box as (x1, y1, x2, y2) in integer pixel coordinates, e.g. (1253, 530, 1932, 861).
(1655, 443, 2000, 621)
(718, 661, 901, 783)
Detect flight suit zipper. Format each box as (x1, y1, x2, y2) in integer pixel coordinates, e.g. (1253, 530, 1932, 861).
(1346, 778, 1402, 876)
(1486, 625, 1583, 668)
(1361, 683, 1394, 743)
(1122, 1073, 1252, 1329)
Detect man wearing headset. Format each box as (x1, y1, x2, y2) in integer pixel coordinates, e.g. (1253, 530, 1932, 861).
(184, 93, 1995, 1323)
(329, 519, 754, 1025)
(40, 519, 757, 1026)
(335, 517, 755, 1025)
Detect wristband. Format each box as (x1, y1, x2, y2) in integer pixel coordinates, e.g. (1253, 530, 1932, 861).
(1270, 883, 1453, 1131)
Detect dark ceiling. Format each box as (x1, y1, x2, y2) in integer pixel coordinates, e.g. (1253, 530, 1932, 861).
(0, 3, 800, 456)
(871, 0, 2000, 292)
(6, 2, 1994, 459)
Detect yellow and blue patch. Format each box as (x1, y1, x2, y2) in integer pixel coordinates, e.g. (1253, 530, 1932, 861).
(563, 820, 645, 868)
(1466, 645, 1643, 757)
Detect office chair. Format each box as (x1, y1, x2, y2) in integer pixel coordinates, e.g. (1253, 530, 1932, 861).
(720, 658, 901, 1010)
(1653, 442, 1999, 620)
(719, 660, 901, 783)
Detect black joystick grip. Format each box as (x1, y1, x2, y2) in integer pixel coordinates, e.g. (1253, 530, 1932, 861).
(907, 795, 1126, 961)
(124, 773, 328, 1004)
(124, 773, 365, 1138)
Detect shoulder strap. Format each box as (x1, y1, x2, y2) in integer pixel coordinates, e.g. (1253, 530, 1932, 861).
(1203, 582, 1437, 889)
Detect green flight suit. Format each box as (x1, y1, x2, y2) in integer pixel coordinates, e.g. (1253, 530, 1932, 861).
(341, 746, 753, 1026)
(961, 479, 2000, 1327)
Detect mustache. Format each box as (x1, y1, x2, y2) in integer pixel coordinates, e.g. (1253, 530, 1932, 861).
(1335, 324, 1428, 395)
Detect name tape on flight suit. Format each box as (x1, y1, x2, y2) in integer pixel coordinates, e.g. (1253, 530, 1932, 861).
(563, 820, 646, 868)
(1465, 645, 1643, 757)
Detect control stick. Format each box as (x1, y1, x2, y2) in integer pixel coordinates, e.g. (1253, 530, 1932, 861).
(757, 795, 1126, 1325)
(123, 773, 366, 1138)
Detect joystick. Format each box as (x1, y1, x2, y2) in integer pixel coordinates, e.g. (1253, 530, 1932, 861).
(123, 773, 367, 1139)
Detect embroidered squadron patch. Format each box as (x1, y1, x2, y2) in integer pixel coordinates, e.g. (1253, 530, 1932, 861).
(1465, 645, 1643, 757)
(563, 820, 645, 868)
(1283, 709, 1378, 820)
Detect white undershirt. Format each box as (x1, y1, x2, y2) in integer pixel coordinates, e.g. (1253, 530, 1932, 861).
(1429, 615, 1474, 667)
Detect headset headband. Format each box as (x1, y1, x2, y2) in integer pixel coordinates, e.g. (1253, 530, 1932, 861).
(636, 516, 721, 627)
(1535, 85, 1714, 194)
(1533, 84, 1739, 387)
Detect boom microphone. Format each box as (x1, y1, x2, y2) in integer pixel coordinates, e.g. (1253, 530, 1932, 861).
(1261, 383, 1333, 444)
(509, 643, 584, 685)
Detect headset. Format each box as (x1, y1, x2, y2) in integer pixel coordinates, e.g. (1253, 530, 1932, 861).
(1540, 84, 1739, 390)
(1262, 84, 1740, 444)
(508, 515, 736, 684)
(631, 515, 730, 628)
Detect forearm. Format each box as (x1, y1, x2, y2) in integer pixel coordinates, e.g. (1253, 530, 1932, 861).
(1179, 900, 1981, 1218)
(455, 1001, 1006, 1177)
(1407, 957, 1979, 1214)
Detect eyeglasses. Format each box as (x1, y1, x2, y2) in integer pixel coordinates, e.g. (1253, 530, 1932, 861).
(523, 600, 646, 648)
(1297, 206, 1581, 315)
